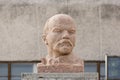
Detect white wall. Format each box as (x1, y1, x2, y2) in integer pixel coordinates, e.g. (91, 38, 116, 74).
(0, 0, 120, 61)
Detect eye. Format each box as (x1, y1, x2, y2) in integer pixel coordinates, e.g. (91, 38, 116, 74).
(69, 30, 76, 34)
(52, 28, 62, 33)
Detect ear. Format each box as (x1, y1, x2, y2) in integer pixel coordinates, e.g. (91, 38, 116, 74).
(42, 34, 48, 45)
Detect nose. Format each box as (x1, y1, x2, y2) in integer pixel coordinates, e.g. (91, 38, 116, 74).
(62, 31, 70, 39)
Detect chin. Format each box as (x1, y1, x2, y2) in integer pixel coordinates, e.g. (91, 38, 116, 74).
(59, 47, 72, 55)
(54, 45, 73, 55)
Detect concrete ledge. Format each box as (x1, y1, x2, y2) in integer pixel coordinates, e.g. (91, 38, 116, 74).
(21, 72, 98, 80)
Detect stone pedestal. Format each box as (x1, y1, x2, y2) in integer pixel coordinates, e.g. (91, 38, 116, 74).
(37, 64, 84, 73)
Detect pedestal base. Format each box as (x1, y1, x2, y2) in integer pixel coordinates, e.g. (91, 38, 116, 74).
(37, 64, 84, 73)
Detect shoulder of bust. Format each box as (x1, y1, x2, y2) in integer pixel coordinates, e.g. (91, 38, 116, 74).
(37, 58, 47, 66)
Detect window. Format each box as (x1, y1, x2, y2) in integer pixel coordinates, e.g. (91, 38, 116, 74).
(1, 61, 105, 80)
(11, 63, 33, 80)
(0, 62, 38, 80)
(85, 63, 97, 72)
(84, 61, 105, 80)
(0, 64, 8, 80)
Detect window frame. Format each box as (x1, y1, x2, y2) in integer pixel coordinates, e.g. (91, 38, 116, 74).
(1, 61, 105, 80)
(0, 61, 40, 80)
(85, 61, 105, 80)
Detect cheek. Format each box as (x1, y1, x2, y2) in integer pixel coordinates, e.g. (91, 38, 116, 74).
(46, 34, 60, 44)
(70, 35, 76, 45)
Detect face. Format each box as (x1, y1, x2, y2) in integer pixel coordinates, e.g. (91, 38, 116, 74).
(44, 15, 76, 56)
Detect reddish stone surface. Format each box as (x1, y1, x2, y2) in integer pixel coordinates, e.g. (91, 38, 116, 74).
(37, 64, 84, 73)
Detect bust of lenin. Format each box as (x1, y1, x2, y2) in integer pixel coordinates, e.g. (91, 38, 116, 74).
(37, 14, 84, 72)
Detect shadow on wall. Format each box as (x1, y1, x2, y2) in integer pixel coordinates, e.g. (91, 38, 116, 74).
(101, 4, 120, 20)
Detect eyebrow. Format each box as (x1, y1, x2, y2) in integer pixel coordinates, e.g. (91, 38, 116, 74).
(70, 28, 76, 30)
(52, 27, 61, 30)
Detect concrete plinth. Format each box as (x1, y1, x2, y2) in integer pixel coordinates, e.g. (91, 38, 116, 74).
(37, 64, 84, 73)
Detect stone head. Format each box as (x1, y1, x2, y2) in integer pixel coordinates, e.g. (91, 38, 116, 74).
(42, 14, 76, 58)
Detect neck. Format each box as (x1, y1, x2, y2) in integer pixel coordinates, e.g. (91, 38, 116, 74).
(47, 50, 61, 58)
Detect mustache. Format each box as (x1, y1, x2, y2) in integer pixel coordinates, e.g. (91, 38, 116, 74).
(56, 39, 73, 47)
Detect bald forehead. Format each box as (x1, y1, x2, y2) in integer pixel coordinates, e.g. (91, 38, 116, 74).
(43, 14, 76, 35)
(49, 14, 75, 25)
